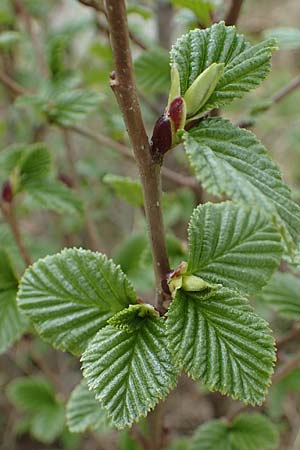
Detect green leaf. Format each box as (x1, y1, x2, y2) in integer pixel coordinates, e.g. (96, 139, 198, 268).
(135, 47, 170, 94)
(191, 420, 230, 450)
(171, 21, 276, 113)
(0, 143, 51, 190)
(192, 413, 278, 450)
(66, 380, 111, 433)
(264, 27, 300, 50)
(259, 272, 300, 320)
(82, 305, 178, 428)
(103, 174, 143, 207)
(7, 377, 57, 412)
(0, 250, 28, 353)
(170, 0, 215, 27)
(187, 202, 282, 294)
(17, 248, 137, 355)
(184, 118, 300, 247)
(30, 403, 65, 444)
(27, 180, 83, 215)
(166, 288, 275, 405)
(229, 413, 279, 450)
(7, 376, 65, 444)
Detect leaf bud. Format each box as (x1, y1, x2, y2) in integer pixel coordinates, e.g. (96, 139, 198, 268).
(167, 63, 181, 107)
(184, 62, 225, 117)
(150, 114, 172, 159)
(1, 180, 14, 203)
(168, 96, 187, 136)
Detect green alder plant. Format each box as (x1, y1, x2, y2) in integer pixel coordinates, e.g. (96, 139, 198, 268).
(14, 4, 300, 450)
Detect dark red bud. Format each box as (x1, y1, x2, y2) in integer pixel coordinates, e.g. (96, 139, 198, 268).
(2, 180, 13, 203)
(150, 115, 172, 160)
(58, 173, 74, 188)
(169, 96, 185, 132)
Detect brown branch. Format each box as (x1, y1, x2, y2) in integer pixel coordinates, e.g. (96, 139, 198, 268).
(0, 71, 27, 97)
(104, 2, 169, 447)
(276, 325, 300, 351)
(272, 75, 300, 103)
(237, 75, 300, 128)
(78, 0, 106, 14)
(225, 0, 244, 26)
(0, 202, 32, 266)
(105, 0, 170, 309)
(62, 130, 103, 251)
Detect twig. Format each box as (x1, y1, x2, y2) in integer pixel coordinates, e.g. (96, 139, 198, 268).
(0, 202, 32, 266)
(272, 75, 300, 103)
(225, 0, 244, 26)
(276, 325, 300, 351)
(95, 15, 148, 50)
(78, 0, 106, 14)
(62, 130, 103, 251)
(237, 75, 300, 128)
(105, 2, 169, 448)
(0, 71, 27, 96)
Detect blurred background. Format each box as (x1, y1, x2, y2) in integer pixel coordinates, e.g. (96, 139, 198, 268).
(0, 0, 300, 449)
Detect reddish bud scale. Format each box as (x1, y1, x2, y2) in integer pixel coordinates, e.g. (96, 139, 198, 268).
(150, 115, 172, 159)
(1, 180, 13, 203)
(169, 96, 185, 132)
(58, 173, 74, 188)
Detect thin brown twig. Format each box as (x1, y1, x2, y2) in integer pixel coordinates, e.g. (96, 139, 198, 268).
(105, 2, 169, 448)
(276, 325, 300, 351)
(237, 75, 300, 128)
(0, 71, 27, 96)
(62, 129, 103, 251)
(0, 202, 32, 266)
(224, 0, 244, 26)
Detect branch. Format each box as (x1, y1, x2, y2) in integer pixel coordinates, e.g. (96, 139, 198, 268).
(237, 75, 300, 128)
(225, 0, 244, 26)
(0, 71, 27, 97)
(105, 0, 170, 310)
(78, 0, 106, 13)
(62, 130, 103, 251)
(104, 1, 169, 447)
(276, 325, 300, 351)
(0, 202, 32, 266)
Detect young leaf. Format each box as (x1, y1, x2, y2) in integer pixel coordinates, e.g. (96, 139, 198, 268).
(17, 248, 137, 355)
(184, 118, 300, 247)
(7, 376, 65, 444)
(82, 305, 178, 428)
(187, 202, 282, 294)
(66, 380, 111, 433)
(0, 250, 28, 353)
(171, 21, 276, 113)
(191, 420, 230, 450)
(103, 174, 144, 207)
(192, 413, 278, 450)
(229, 413, 279, 450)
(27, 180, 83, 215)
(166, 288, 275, 405)
(170, 0, 215, 27)
(259, 272, 300, 320)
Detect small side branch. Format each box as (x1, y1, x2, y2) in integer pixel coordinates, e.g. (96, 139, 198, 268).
(225, 0, 244, 26)
(0, 202, 32, 266)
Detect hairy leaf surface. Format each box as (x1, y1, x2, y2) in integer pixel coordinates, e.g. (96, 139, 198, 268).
(171, 21, 276, 113)
(185, 118, 300, 246)
(17, 248, 137, 355)
(187, 202, 282, 294)
(192, 413, 278, 450)
(66, 380, 111, 433)
(166, 288, 275, 405)
(82, 306, 178, 428)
